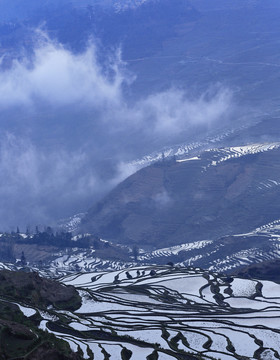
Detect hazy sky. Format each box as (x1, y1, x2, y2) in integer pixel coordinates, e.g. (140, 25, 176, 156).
(0, 29, 236, 230)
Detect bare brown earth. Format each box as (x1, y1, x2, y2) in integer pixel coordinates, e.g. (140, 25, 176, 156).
(0, 270, 81, 310)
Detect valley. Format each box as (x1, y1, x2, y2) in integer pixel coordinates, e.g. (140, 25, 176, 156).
(3, 142, 280, 277)
(1, 0, 280, 359)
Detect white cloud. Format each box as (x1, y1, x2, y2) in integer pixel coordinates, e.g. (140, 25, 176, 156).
(0, 34, 237, 228)
(0, 35, 127, 109)
(153, 190, 172, 207)
(136, 87, 233, 135)
(0, 133, 101, 228)
(0, 34, 233, 134)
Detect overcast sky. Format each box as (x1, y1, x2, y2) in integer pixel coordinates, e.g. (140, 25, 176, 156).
(0, 29, 238, 230)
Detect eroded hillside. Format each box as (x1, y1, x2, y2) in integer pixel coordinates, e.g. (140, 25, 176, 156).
(81, 144, 280, 247)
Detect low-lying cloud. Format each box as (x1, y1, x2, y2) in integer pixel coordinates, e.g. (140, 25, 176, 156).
(0, 35, 127, 109)
(0, 33, 236, 229)
(136, 87, 233, 136)
(0, 133, 102, 230)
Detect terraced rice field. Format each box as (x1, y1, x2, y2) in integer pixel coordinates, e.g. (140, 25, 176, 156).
(25, 265, 280, 360)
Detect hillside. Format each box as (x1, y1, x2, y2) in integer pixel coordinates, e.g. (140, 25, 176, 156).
(0, 270, 81, 310)
(1, 264, 280, 359)
(81, 143, 280, 248)
(57, 265, 280, 359)
(4, 265, 280, 360)
(0, 270, 82, 360)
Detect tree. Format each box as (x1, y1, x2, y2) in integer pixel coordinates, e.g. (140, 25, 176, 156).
(21, 251, 26, 266)
(46, 226, 53, 235)
(132, 245, 139, 261)
(150, 269, 156, 276)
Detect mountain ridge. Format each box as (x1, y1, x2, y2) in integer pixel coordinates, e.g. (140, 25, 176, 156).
(81, 143, 280, 248)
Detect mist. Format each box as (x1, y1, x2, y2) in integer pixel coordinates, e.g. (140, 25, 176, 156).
(0, 34, 236, 230)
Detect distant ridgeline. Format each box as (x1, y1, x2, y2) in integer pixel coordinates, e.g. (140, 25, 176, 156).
(0, 229, 100, 263)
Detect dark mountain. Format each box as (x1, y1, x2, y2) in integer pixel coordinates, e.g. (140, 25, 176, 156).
(81, 144, 280, 247)
(0, 270, 82, 360)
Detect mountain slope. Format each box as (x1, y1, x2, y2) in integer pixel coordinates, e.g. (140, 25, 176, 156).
(81, 143, 280, 247)
(0, 270, 82, 360)
(58, 265, 280, 360)
(6, 265, 280, 360)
